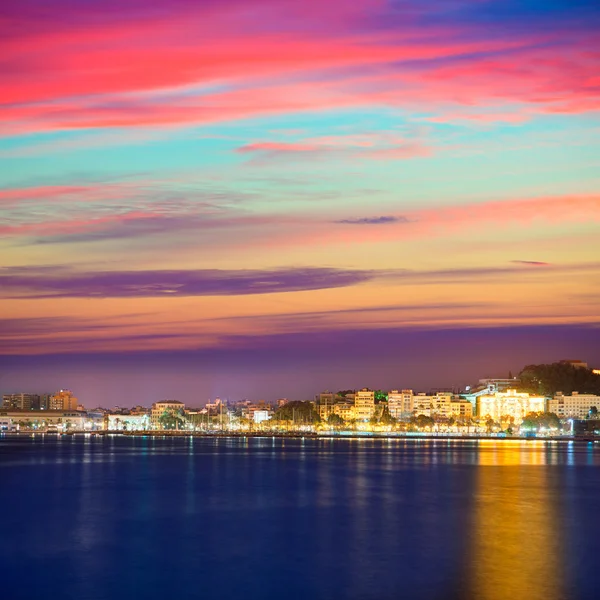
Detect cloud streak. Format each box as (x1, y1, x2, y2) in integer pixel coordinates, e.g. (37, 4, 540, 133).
(0, 266, 379, 299)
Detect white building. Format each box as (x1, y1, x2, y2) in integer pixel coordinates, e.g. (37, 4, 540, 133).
(548, 392, 600, 419)
(477, 389, 546, 424)
(0, 410, 89, 431)
(106, 414, 151, 431)
(253, 410, 270, 424)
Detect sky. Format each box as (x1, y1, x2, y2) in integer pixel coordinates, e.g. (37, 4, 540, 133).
(1, 0, 599, 407)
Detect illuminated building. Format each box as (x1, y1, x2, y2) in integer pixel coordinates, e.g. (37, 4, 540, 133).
(150, 400, 185, 429)
(332, 402, 355, 421)
(49, 390, 78, 411)
(318, 399, 355, 422)
(412, 393, 473, 419)
(106, 414, 150, 431)
(253, 410, 270, 424)
(548, 392, 600, 419)
(477, 389, 546, 424)
(2, 394, 38, 410)
(387, 390, 414, 418)
(354, 388, 375, 420)
(461, 378, 519, 410)
(0, 410, 88, 431)
(413, 393, 433, 416)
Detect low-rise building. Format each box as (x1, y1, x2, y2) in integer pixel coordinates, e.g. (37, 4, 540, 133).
(548, 392, 600, 419)
(150, 400, 185, 429)
(105, 414, 151, 431)
(0, 410, 88, 431)
(253, 410, 270, 424)
(333, 402, 355, 422)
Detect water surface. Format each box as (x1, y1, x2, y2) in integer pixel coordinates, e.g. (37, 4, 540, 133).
(1, 436, 599, 600)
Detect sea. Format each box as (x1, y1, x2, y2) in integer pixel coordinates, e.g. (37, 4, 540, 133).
(1, 435, 599, 600)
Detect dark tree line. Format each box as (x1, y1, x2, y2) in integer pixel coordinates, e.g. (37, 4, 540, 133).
(273, 401, 320, 423)
(519, 363, 600, 396)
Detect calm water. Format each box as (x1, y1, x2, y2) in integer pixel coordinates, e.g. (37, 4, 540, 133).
(1, 436, 600, 600)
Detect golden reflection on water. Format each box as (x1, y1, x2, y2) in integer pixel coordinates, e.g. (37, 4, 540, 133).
(466, 442, 565, 600)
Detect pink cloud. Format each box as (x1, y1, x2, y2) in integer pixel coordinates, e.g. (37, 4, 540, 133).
(236, 142, 321, 154)
(1, 2, 598, 136)
(235, 133, 432, 161)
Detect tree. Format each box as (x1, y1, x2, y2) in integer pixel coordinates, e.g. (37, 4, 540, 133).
(327, 413, 344, 427)
(272, 401, 320, 423)
(374, 390, 388, 403)
(519, 363, 600, 396)
(589, 406, 599, 420)
(410, 414, 434, 429)
(159, 408, 185, 430)
(521, 412, 561, 431)
(379, 405, 396, 426)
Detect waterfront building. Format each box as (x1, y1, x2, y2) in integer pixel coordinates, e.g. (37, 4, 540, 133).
(332, 402, 355, 421)
(461, 378, 519, 410)
(105, 414, 151, 431)
(49, 390, 78, 411)
(0, 410, 88, 431)
(253, 410, 270, 424)
(411, 393, 472, 419)
(548, 392, 600, 419)
(0, 418, 15, 431)
(477, 389, 546, 424)
(413, 393, 433, 416)
(449, 400, 473, 419)
(354, 388, 375, 420)
(150, 400, 185, 429)
(388, 390, 414, 418)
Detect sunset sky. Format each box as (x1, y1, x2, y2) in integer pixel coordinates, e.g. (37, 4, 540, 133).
(1, 0, 599, 406)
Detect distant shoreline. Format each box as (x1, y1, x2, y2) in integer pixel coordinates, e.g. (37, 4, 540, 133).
(3, 430, 598, 443)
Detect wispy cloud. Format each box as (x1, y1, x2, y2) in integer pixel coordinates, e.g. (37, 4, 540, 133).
(511, 260, 552, 267)
(334, 216, 408, 225)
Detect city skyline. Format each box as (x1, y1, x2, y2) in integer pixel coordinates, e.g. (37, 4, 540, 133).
(2, 0, 600, 406)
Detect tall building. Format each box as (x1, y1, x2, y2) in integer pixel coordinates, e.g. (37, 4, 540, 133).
(49, 390, 78, 411)
(388, 390, 414, 418)
(2, 394, 39, 410)
(548, 392, 600, 419)
(354, 388, 375, 420)
(477, 389, 546, 424)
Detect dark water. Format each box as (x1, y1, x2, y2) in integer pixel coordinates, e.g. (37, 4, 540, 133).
(1, 436, 600, 600)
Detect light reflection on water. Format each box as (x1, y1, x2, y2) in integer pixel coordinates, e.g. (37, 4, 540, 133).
(1, 436, 599, 600)
(465, 449, 566, 600)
